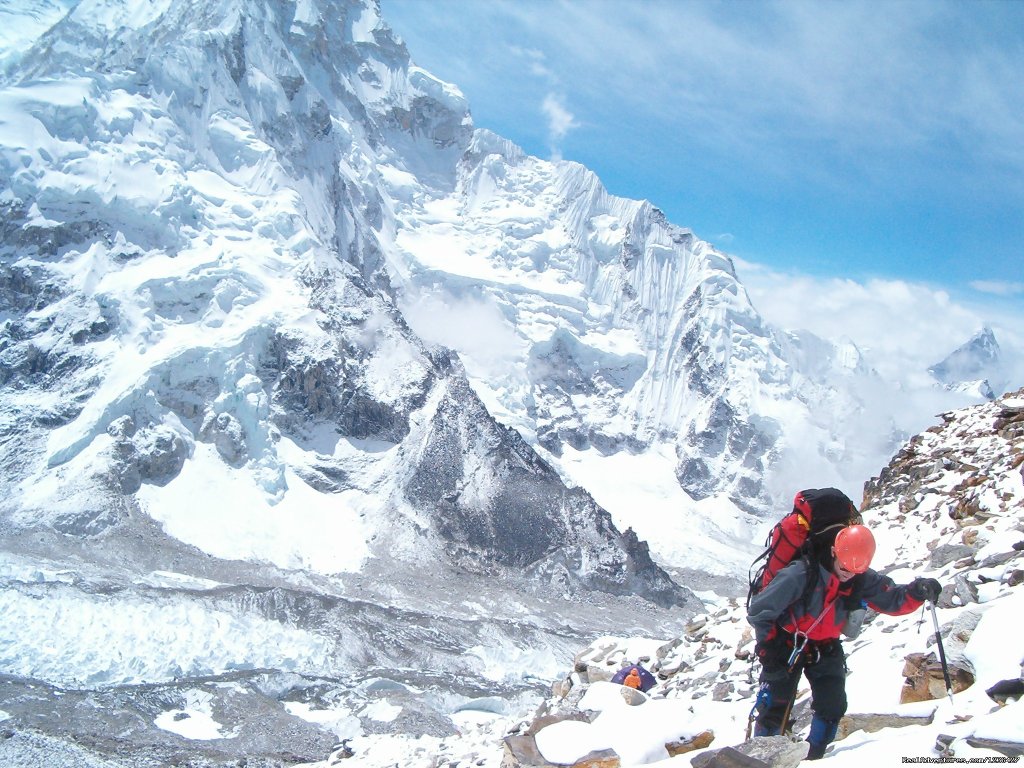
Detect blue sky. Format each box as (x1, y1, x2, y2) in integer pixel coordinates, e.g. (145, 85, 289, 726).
(380, 0, 1023, 366)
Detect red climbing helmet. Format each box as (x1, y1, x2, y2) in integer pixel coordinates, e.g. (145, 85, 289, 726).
(833, 524, 875, 574)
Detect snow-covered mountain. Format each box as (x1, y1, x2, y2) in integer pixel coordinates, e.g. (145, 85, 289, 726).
(0, 0, 74, 75)
(0, 2, 699, 764)
(929, 327, 1003, 400)
(0, 0, 694, 602)
(381, 111, 1016, 576)
(0, 0, 1018, 765)
(0, 0, 1004, 582)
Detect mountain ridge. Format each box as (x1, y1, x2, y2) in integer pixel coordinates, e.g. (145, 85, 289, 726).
(0, 0, 695, 611)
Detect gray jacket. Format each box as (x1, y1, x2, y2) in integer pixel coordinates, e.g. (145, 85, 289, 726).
(747, 559, 922, 645)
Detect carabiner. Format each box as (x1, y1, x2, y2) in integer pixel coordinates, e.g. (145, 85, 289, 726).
(787, 633, 808, 670)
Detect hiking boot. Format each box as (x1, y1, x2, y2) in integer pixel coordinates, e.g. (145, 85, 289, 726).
(806, 715, 839, 760)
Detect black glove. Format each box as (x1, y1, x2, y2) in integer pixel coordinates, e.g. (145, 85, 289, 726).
(908, 577, 942, 602)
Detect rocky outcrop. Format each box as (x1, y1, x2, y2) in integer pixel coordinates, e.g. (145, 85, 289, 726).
(863, 388, 1024, 517)
(508, 390, 1024, 766)
(837, 712, 934, 740)
(402, 370, 694, 608)
(692, 738, 807, 768)
(861, 389, 1024, 611)
(900, 652, 975, 703)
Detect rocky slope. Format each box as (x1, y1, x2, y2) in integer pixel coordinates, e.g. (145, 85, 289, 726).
(501, 389, 1024, 767)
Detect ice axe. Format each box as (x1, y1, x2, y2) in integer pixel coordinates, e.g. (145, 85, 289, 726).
(927, 598, 955, 706)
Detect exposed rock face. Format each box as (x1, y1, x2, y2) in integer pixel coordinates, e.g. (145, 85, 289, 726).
(900, 652, 976, 703)
(402, 368, 692, 607)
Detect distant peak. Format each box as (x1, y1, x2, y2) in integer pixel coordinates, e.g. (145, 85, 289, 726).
(928, 326, 1003, 397)
(971, 326, 998, 349)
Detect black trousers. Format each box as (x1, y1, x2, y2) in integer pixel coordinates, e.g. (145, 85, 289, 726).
(756, 641, 847, 734)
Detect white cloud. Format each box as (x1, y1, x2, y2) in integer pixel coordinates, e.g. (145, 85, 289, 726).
(541, 93, 578, 161)
(732, 257, 1024, 389)
(732, 257, 1024, 500)
(399, 290, 525, 377)
(509, 45, 551, 78)
(970, 280, 1024, 296)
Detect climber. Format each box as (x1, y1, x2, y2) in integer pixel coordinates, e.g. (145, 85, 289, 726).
(747, 523, 942, 760)
(623, 668, 642, 690)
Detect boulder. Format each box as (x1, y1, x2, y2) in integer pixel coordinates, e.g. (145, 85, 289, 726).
(525, 682, 595, 736)
(524, 711, 596, 737)
(963, 737, 1024, 758)
(713, 682, 735, 701)
(936, 574, 980, 608)
(938, 608, 983, 658)
(930, 544, 976, 569)
(665, 729, 714, 756)
(692, 736, 807, 768)
(618, 687, 646, 707)
(901, 652, 975, 703)
(693, 747, 768, 768)
(837, 711, 934, 740)
(552, 677, 574, 700)
(502, 734, 620, 768)
(985, 678, 1024, 704)
(573, 641, 647, 685)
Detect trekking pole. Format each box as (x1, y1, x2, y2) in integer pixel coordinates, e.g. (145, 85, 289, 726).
(779, 654, 804, 736)
(928, 599, 955, 706)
